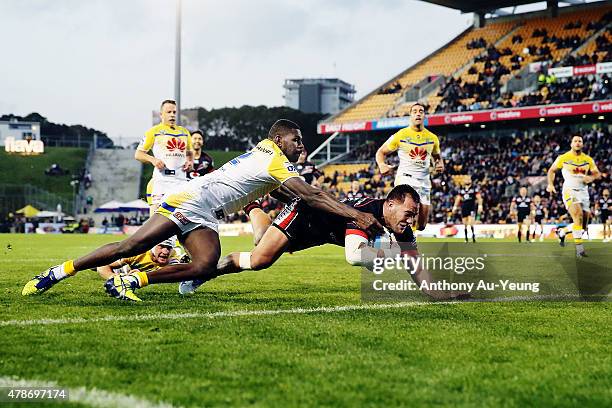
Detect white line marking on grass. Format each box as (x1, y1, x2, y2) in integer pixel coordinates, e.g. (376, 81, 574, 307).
(0, 301, 451, 327)
(2, 295, 606, 328)
(0, 376, 181, 408)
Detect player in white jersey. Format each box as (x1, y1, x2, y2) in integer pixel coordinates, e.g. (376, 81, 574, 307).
(135, 99, 194, 215)
(23, 120, 383, 301)
(376, 103, 444, 230)
(546, 135, 601, 257)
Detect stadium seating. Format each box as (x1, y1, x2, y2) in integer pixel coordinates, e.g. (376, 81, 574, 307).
(315, 127, 611, 224)
(332, 21, 515, 123)
(434, 5, 612, 113)
(326, 3, 612, 123)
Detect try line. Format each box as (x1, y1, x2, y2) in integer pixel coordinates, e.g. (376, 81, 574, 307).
(0, 301, 452, 327)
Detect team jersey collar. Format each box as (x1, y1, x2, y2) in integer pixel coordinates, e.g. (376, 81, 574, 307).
(260, 139, 284, 156)
(160, 123, 177, 131)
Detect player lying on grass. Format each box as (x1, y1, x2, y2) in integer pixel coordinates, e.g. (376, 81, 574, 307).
(180, 185, 468, 301)
(22, 119, 383, 302)
(96, 239, 180, 279)
(547, 135, 601, 257)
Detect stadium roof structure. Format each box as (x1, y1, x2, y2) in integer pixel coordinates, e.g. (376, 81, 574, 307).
(421, 0, 592, 13)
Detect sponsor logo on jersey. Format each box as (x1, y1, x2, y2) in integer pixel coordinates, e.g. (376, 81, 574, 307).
(284, 162, 297, 173)
(256, 145, 274, 155)
(408, 146, 428, 161)
(572, 167, 587, 175)
(166, 137, 186, 152)
(173, 212, 191, 225)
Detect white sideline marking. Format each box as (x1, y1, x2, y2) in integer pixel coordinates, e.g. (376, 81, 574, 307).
(0, 301, 450, 327)
(2, 295, 604, 328)
(0, 376, 180, 408)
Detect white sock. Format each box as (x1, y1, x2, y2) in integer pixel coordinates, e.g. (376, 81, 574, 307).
(52, 264, 68, 280)
(573, 229, 583, 240)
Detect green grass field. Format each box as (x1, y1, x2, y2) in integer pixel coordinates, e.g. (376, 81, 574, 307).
(0, 234, 610, 407)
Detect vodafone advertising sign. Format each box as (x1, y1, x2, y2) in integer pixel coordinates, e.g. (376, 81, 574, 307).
(318, 100, 611, 134)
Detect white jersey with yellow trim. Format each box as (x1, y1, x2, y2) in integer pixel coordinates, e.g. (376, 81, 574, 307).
(138, 123, 192, 182)
(385, 126, 440, 183)
(161, 139, 300, 218)
(554, 151, 596, 192)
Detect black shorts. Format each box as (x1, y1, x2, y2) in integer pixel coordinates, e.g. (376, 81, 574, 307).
(461, 204, 475, 218)
(602, 209, 610, 221)
(517, 210, 530, 223)
(272, 198, 341, 252)
(534, 215, 544, 223)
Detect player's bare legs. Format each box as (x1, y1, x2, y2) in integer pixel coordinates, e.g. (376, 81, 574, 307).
(604, 218, 611, 242)
(22, 214, 180, 296)
(518, 219, 530, 243)
(582, 210, 591, 241)
(75, 215, 178, 271)
(103, 226, 221, 301)
(567, 203, 587, 257)
(179, 203, 274, 295)
(180, 224, 290, 295)
(462, 216, 475, 243)
(416, 203, 429, 231)
(248, 207, 272, 246)
(145, 227, 221, 283)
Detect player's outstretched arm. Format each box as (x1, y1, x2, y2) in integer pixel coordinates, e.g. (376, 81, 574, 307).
(283, 177, 384, 236)
(97, 260, 126, 280)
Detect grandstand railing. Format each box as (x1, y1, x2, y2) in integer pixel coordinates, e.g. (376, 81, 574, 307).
(403, 76, 446, 103)
(0, 184, 73, 218)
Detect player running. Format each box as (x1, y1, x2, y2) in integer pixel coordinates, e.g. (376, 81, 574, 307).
(180, 185, 467, 301)
(511, 186, 533, 243)
(22, 120, 383, 301)
(452, 178, 482, 243)
(596, 188, 611, 242)
(530, 194, 548, 242)
(547, 135, 601, 257)
(376, 103, 444, 230)
(136, 99, 194, 216)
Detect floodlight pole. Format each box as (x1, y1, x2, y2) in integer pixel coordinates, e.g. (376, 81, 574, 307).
(175, 0, 182, 124)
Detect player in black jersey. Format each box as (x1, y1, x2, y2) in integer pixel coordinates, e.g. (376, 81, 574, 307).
(346, 180, 366, 201)
(181, 185, 466, 300)
(530, 194, 548, 242)
(511, 187, 534, 243)
(187, 130, 215, 179)
(452, 179, 482, 243)
(295, 150, 323, 186)
(595, 188, 611, 242)
(244, 149, 325, 246)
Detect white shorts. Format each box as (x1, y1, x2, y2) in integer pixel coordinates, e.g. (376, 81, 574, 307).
(562, 189, 590, 211)
(156, 188, 219, 235)
(150, 177, 190, 208)
(394, 174, 431, 205)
